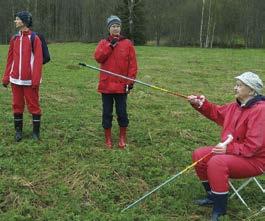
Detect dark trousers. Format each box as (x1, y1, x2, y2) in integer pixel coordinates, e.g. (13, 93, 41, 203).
(102, 93, 129, 129)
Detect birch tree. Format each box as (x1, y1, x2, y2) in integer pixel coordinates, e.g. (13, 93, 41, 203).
(199, 0, 205, 48)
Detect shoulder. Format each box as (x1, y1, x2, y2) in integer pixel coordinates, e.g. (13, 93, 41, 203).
(97, 39, 109, 46)
(255, 101, 265, 110)
(228, 102, 238, 107)
(119, 39, 135, 49)
(245, 101, 265, 117)
(11, 32, 20, 41)
(100, 38, 109, 43)
(31, 31, 41, 40)
(122, 38, 134, 45)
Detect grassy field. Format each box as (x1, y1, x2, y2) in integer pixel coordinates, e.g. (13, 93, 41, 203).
(0, 43, 265, 221)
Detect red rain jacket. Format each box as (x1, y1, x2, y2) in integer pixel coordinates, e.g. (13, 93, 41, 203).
(94, 35, 137, 94)
(2, 30, 43, 87)
(193, 96, 265, 171)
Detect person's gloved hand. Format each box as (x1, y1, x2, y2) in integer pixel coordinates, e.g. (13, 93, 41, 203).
(125, 84, 134, 93)
(110, 37, 119, 48)
(2, 83, 8, 88)
(212, 134, 233, 154)
(188, 95, 205, 108)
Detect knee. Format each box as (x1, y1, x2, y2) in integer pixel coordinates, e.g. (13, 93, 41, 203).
(208, 155, 225, 166)
(192, 150, 199, 162)
(103, 112, 113, 118)
(192, 148, 207, 162)
(208, 155, 228, 173)
(28, 105, 41, 115)
(13, 104, 24, 112)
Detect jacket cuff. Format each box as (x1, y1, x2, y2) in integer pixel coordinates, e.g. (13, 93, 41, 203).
(2, 78, 9, 85)
(192, 99, 209, 111)
(200, 99, 210, 110)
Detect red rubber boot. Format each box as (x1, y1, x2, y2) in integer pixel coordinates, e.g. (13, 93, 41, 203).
(104, 128, 112, 148)
(118, 127, 127, 149)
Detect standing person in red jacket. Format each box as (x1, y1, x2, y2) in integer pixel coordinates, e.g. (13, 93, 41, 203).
(2, 11, 43, 141)
(188, 72, 265, 221)
(94, 15, 138, 149)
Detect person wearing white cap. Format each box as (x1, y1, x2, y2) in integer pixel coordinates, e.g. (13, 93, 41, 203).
(187, 72, 265, 221)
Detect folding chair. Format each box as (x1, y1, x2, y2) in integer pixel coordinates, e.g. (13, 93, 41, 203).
(229, 176, 265, 211)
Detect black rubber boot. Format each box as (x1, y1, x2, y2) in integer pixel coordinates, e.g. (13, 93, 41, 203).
(211, 193, 228, 221)
(14, 113, 23, 142)
(194, 181, 214, 206)
(32, 114, 41, 140)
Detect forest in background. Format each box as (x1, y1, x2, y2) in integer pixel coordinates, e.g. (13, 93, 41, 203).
(0, 0, 265, 48)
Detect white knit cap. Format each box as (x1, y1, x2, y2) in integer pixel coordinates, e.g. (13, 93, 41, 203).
(235, 72, 263, 94)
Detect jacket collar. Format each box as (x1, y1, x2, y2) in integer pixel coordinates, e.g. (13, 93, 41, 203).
(18, 29, 32, 36)
(106, 35, 125, 42)
(237, 95, 265, 108)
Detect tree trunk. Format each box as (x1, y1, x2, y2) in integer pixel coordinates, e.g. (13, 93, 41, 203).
(210, 21, 216, 48)
(205, 0, 212, 48)
(128, 0, 135, 38)
(179, 23, 182, 45)
(200, 0, 205, 48)
(156, 30, 160, 46)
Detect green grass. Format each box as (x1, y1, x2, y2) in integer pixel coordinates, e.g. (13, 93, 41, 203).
(0, 43, 265, 221)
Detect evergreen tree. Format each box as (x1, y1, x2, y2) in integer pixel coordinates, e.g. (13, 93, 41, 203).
(116, 0, 146, 45)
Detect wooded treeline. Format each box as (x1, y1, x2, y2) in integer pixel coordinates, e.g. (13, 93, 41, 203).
(0, 0, 265, 48)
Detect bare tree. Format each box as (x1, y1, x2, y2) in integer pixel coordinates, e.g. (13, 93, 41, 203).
(200, 0, 205, 48)
(0, 0, 265, 48)
(205, 0, 212, 48)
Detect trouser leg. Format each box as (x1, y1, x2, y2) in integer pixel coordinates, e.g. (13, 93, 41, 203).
(102, 94, 114, 129)
(24, 86, 41, 115)
(12, 84, 25, 114)
(114, 94, 128, 127)
(207, 155, 263, 193)
(192, 146, 213, 181)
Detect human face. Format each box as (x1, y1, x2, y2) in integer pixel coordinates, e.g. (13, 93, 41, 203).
(14, 17, 26, 29)
(109, 24, 121, 36)
(234, 80, 255, 102)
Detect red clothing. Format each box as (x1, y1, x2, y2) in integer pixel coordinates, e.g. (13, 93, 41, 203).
(192, 147, 263, 193)
(12, 84, 41, 115)
(2, 30, 43, 87)
(191, 97, 265, 193)
(195, 98, 265, 166)
(94, 35, 138, 94)
(2, 30, 43, 114)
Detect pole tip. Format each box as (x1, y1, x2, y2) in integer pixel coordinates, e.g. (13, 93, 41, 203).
(78, 63, 86, 66)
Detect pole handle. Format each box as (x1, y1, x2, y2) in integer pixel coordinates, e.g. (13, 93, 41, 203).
(79, 62, 86, 67)
(222, 134, 233, 146)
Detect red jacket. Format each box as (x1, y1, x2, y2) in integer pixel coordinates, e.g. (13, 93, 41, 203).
(193, 96, 265, 171)
(94, 35, 138, 94)
(2, 30, 43, 87)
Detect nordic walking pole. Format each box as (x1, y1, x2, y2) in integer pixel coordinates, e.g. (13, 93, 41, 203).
(121, 152, 211, 212)
(121, 134, 233, 212)
(78, 63, 188, 99)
